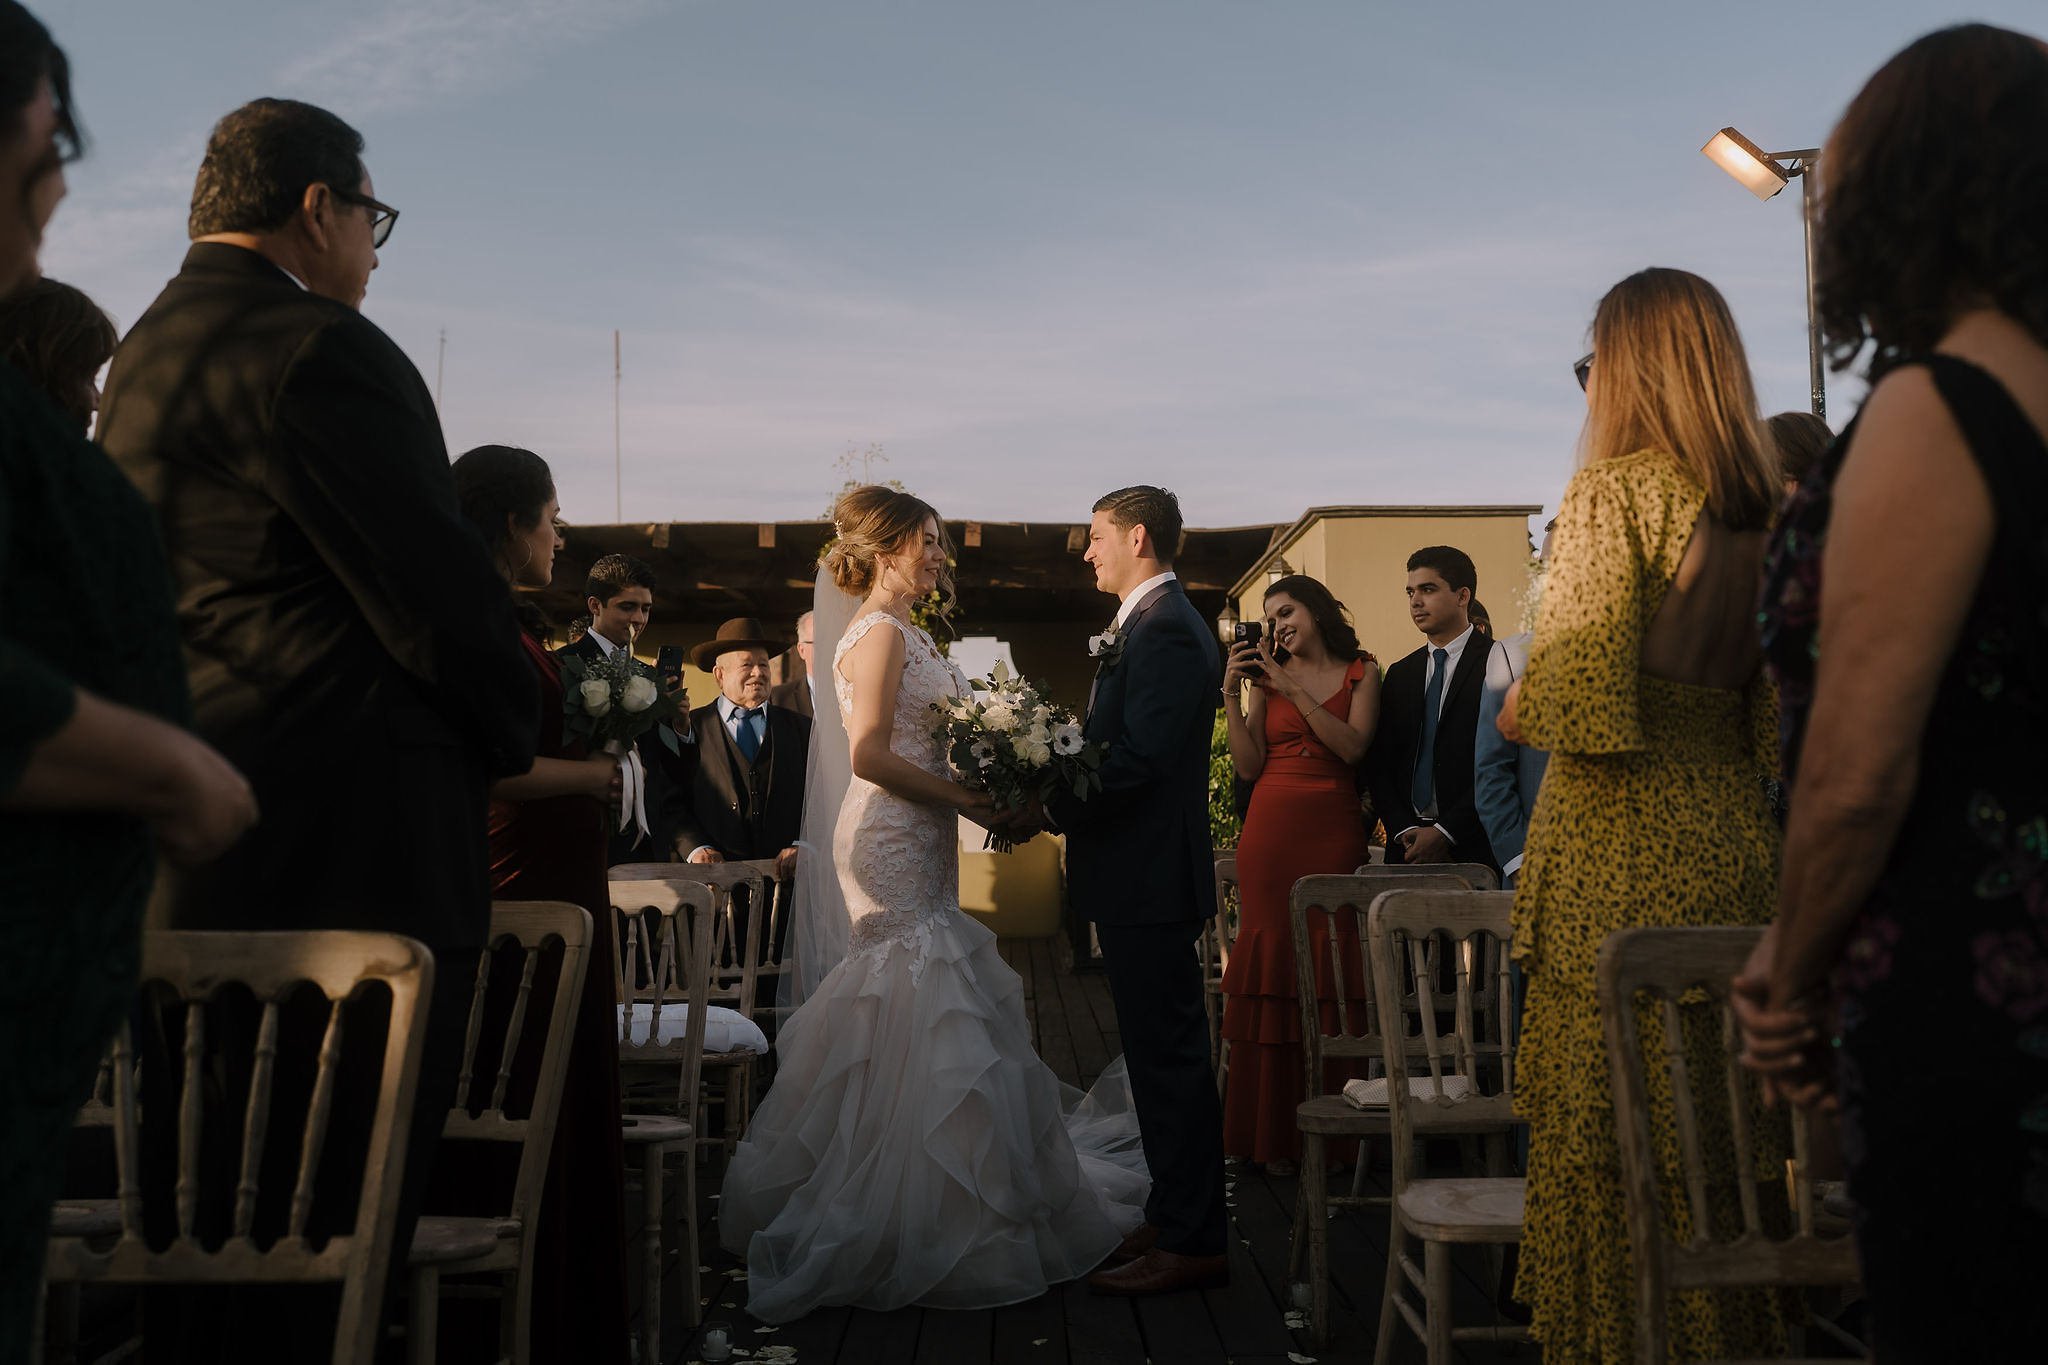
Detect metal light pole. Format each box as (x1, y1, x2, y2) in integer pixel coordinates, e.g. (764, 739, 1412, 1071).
(1703, 128, 1824, 419)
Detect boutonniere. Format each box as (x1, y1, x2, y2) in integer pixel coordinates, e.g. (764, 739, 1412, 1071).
(1087, 626, 1126, 670)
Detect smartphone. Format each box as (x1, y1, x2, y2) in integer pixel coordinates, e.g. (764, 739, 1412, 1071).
(655, 645, 687, 695)
(1233, 620, 1264, 675)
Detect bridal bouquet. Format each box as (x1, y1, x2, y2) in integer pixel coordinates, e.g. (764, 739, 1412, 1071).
(932, 661, 1105, 852)
(559, 649, 684, 844)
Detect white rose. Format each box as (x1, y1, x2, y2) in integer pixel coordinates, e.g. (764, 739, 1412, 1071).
(1026, 723, 1051, 746)
(1053, 723, 1084, 755)
(1021, 738, 1052, 767)
(983, 703, 1017, 733)
(621, 675, 659, 713)
(578, 678, 613, 717)
(1031, 705, 1051, 725)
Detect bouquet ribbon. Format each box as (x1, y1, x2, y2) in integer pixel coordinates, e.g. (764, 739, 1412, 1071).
(610, 743, 651, 846)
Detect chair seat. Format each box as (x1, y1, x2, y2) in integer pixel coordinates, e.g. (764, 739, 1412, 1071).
(1296, 1094, 1392, 1136)
(620, 1114, 693, 1145)
(49, 1200, 120, 1237)
(1394, 1177, 1524, 1244)
(409, 1215, 515, 1266)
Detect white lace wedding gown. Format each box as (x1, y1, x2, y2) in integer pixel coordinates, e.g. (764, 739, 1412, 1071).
(719, 611, 1149, 1322)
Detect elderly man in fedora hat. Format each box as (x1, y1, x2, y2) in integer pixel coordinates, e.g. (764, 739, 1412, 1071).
(676, 618, 811, 884)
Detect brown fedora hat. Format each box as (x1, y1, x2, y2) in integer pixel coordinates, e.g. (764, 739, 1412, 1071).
(690, 617, 787, 672)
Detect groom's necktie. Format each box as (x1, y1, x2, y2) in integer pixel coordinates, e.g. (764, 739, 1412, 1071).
(732, 707, 763, 761)
(1410, 647, 1449, 816)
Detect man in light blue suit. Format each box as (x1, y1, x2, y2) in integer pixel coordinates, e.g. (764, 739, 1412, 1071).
(1473, 630, 1547, 889)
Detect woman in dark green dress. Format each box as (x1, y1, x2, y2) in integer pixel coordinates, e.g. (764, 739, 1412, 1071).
(0, 10, 256, 1359)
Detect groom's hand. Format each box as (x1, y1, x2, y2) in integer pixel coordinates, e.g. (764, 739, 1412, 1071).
(1397, 825, 1453, 863)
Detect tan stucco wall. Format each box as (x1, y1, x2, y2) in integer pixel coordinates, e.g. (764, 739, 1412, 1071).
(1233, 513, 1537, 669)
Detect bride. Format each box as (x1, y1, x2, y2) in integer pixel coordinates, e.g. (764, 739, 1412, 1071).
(718, 485, 1148, 1322)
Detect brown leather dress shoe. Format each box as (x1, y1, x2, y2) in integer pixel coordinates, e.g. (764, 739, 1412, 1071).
(1087, 1247, 1229, 1297)
(1107, 1222, 1158, 1265)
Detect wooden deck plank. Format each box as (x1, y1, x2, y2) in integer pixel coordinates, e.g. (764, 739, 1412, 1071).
(1133, 1292, 1228, 1365)
(837, 1304, 923, 1361)
(913, 1305, 994, 1364)
(1057, 1276, 1146, 1365)
(1202, 1213, 1294, 1358)
(990, 1290, 1067, 1365)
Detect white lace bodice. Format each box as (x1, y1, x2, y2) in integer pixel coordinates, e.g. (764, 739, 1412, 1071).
(831, 612, 973, 980)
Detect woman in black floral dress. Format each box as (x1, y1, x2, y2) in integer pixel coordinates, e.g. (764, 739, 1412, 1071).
(1744, 24, 2048, 1359)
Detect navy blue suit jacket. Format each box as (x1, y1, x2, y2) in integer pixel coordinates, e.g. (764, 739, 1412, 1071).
(1053, 579, 1220, 926)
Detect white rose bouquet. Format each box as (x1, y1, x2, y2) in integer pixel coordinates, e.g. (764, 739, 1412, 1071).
(931, 660, 1105, 853)
(558, 648, 684, 846)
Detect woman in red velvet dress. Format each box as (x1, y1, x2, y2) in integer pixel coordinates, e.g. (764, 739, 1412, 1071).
(1219, 575, 1378, 1174)
(452, 445, 631, 1364)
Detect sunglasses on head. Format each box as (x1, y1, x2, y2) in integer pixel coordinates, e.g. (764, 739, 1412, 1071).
(1573, 351, 1594, 391)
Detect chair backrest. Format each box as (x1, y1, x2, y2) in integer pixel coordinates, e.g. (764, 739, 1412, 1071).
(44, 930, 434, 1365)
(608, 879, 720, 1123)
(1366, 889, 1520, 1187)
(1596, 926, 1860, 1359)
(1352, 861, 1499, 889)
(447, 902, 592, 1234)
(1211, 854, 1239, 975)
(610, 862, 764, 1014)
(1289, 871, 1493, 1096)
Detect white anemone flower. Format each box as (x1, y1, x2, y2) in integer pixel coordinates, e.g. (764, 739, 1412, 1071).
(1053, 723, 1084, 755)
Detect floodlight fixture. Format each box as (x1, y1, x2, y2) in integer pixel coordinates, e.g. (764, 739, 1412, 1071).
(1702, 126, 1826, 418)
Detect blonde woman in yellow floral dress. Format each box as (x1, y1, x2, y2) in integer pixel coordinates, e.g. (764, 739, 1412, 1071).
(1498, 267, 1796, 1363)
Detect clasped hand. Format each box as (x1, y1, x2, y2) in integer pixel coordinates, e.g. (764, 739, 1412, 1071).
(961, 790, 1046, 840)
(1730, 928, 1839, 1111)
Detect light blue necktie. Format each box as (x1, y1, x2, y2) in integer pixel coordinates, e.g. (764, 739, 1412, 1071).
(732, 707, 763, 761)
(1411, 647, 1449, 815)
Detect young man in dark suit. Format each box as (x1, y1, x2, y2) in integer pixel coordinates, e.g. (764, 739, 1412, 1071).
(1044, 486, 1228, 1297)
(559, 552, 694, 863)
(1364, 545, 1500, 874)
(97, 99, 536, 1356)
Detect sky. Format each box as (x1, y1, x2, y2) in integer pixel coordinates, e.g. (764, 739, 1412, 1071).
(39, 1, 2045, 531)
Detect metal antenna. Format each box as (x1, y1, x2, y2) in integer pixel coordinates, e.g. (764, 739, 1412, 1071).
(614, 329, 622, 523)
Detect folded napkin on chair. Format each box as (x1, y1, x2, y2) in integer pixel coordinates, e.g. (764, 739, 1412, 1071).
(1341, 1074, 1472, 1108)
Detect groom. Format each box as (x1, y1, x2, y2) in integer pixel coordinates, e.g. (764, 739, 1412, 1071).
(1047, 485, 1229, 1296)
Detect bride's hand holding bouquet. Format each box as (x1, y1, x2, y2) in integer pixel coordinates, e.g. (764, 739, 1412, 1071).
(932, 661, 1105, 853)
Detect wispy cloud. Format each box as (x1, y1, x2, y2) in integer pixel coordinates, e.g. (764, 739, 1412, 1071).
(277, 0, 671, 111)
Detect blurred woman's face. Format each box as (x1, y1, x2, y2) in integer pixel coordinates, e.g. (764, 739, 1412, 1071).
(505, 496, 563, 590)
(0, 80, 67, 297)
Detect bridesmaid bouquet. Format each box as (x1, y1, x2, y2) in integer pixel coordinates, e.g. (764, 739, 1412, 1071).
(559, 649, 685, 846)
(931, 661, 1105, 852)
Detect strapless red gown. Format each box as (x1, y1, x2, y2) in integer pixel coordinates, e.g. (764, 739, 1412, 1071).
(1220, 656, 1374, 1164)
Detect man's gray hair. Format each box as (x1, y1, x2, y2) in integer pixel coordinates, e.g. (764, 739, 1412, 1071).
(796, 610, 815, 637)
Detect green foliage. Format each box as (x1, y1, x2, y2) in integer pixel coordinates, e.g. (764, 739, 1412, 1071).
(1208, 709, 1242, 849)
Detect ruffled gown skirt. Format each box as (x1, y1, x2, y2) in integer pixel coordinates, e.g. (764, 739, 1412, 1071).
(718, 906, 1149, 1322)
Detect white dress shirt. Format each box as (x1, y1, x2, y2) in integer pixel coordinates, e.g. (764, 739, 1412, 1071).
(1113, 570, 1178, 630)
(716, 694, 768, 750)
(1406, 622, 1479, 834)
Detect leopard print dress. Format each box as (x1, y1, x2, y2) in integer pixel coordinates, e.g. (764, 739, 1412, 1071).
(1511, 450, 1794, 1363)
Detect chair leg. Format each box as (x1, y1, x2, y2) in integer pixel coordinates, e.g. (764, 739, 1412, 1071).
(1285, 1155, 1309, 1281)
(1424, 1238, 1454, 1365)
(409, 1266, 440, 1365)
(1376, 1214, 1405, 1365)
(641, 1143, 665, 1365)
(682, 1141, 702, 1330)
(1302, 1132, 1330, 1347)
(1350, 1138, 1372, 1199)
(44, 1282, 79, 1365)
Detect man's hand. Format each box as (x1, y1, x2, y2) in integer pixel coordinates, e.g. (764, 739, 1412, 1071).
(1732, 929, 1839, 1111)
(775, 846, 799, 881)
(152, 733, 260, 866)
(688, 847, 724, 865)
(1496, 680, 1524, 745)
(1396, 825, 1453, 864)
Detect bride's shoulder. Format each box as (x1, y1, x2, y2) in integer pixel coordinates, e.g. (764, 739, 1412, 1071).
(835, 611, 907, 661)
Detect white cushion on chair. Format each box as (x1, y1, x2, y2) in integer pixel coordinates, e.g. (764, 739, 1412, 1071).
(617, 1003, 768, 1054)
(1342, 1075, 1471, 1108)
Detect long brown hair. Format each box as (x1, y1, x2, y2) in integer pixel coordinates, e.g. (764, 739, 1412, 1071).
(1580, 268, 1778, 531)
(1265, 574, 1363, 660)
(823, 484, 957, 620)
(0, 277, 115, 429)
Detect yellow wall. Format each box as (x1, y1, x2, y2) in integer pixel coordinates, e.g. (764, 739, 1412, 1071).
(1234, 513, 1537, 669)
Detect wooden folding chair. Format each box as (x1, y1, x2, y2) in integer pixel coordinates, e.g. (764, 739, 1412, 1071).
(610, 864, 766, 1154)
(1354, 861, 1500, 889)
(607, 880, 719, 1358)
(1204, 852, 1239, 1089)
(1368, 889, 1527, 1363)
(1597, 926, 1862, 1364)
(1284, 869, 1502, 1338)
(405, 902, 592, 1365)
(736, 857, 795, 1033)
(41, 930, 435, 1365)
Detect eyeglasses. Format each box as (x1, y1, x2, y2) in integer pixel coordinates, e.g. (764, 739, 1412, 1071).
(1573, 351, 1595, 391)
(333, 187, 399, 248)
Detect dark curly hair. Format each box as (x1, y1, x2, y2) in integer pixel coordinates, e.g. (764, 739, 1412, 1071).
(1818, 25, 2048, 374)
(189, 98, 365, 238)
(452, 443, 555, 638)
(1264, 574, 1364, 660)
(0, 277, 115, 429)
(0, 2, 81, 163)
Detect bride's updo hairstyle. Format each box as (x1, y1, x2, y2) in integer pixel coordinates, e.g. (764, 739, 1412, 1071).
(825, 484, 958, 615)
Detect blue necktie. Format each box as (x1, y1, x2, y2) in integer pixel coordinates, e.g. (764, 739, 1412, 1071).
(733, 708, 762, 761)
(1411, 647, 1449, 815)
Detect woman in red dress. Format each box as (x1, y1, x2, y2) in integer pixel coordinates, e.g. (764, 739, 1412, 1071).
(1219, 575, 1379, 1174)
(451, 445, 631, 1363)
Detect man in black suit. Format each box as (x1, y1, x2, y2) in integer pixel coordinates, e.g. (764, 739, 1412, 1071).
(767, 609, 816, 720)
(559, 552, 694, 863)
(97, 99, 536, 1356)
(1364, 545, 1500, 874)
(1046, 486, 1228, 1298)
(676, 618, 809, 878)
